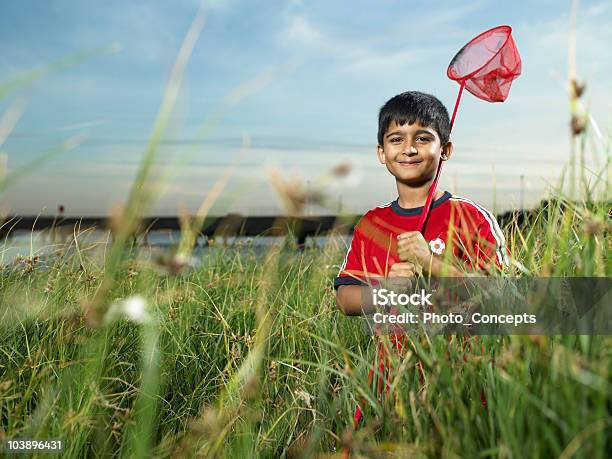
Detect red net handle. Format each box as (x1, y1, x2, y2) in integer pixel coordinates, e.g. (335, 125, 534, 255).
(416, 82, 465, 233)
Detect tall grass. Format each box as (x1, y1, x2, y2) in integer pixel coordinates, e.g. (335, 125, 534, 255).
(1, 4, 611, 458)
(0, 208, 610, 457)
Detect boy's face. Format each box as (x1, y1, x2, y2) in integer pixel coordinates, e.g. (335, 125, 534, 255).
(376, 120, 453, 186)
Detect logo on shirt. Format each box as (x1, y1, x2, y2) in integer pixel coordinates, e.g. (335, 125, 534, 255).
(429, 238, 445, 255)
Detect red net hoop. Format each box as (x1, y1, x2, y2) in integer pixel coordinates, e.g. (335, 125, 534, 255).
(447, 25, 522, 103)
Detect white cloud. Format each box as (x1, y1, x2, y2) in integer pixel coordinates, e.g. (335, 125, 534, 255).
(280, 15, 421, 74)
(343, 49, 419, 73)
(68, 3, 180, 63)
(285, 16, 322, 45)
(186, 0, 232, 12)
(585, 2, 608, 17)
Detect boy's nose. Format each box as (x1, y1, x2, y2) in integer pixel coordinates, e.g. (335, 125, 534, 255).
(404, 145, 418, 155)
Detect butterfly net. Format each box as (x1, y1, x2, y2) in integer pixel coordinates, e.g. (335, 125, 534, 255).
(417, 25, 521, 233)
(447, 25, 521, 102)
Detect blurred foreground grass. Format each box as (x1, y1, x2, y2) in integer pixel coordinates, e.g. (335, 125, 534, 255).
(0, 194, 610, 458)
(1, 4, 610, 456)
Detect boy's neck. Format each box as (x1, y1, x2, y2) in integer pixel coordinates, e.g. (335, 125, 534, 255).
(396, 180, 444, 209)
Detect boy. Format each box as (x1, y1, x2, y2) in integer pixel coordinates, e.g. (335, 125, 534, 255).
(334, 91, 508, 434)
(335, 91, 508, 315)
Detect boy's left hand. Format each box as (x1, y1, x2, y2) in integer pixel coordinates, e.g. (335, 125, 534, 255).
(397, 231, 432, 271)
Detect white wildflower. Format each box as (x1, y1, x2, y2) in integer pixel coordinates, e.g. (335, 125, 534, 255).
(429, 238, 446, 255)
(122, 295, 150, 323)
(105, 294, 152, 325)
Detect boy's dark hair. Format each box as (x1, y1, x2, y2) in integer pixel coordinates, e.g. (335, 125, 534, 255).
(378, 91, 451, 146)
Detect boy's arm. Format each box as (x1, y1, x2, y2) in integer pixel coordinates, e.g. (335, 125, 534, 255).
(473, 216, 510, 272)
(336, 285, 370, 316)
(336, 262, 417, 315)
(427, 255, 467, 277)
(334, 217, 369, 314)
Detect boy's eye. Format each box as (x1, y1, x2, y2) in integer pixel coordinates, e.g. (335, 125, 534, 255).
(416, 136, 431, 142)
(390, 137, 402, 143)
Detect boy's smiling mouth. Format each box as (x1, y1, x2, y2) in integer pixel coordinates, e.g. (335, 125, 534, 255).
(397, 160, 422, 167)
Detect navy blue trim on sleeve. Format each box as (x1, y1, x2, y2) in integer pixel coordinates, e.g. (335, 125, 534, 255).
(334, 276, 366, 290)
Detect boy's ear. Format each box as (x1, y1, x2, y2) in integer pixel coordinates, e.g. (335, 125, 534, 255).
(441, 141, 453, 161)
(376, 145, 386, 164)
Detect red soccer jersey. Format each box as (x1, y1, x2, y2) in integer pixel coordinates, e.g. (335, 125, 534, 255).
(334, 191, 509, 289)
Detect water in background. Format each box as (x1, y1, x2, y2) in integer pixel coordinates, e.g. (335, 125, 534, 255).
(1, 229, 351, 267)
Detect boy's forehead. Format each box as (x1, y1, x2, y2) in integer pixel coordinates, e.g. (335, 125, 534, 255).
(387, 119, 434, 133)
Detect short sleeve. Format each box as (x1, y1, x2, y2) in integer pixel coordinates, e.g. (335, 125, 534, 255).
(473, 214, 509, 271)
(334, 223, 368, 290)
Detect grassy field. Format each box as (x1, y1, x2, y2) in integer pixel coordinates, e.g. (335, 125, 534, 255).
(1, 5, 610, 456)
(0, 188, 610, 458)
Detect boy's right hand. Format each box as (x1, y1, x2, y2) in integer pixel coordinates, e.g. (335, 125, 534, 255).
(386, 261, 418, 291)
(389, 261, 419, 277)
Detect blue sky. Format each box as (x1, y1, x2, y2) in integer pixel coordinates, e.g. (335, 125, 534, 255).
(0, 0, 610, 216)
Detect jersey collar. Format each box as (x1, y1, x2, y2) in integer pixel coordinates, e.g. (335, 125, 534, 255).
(391, 190, 452, 216)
